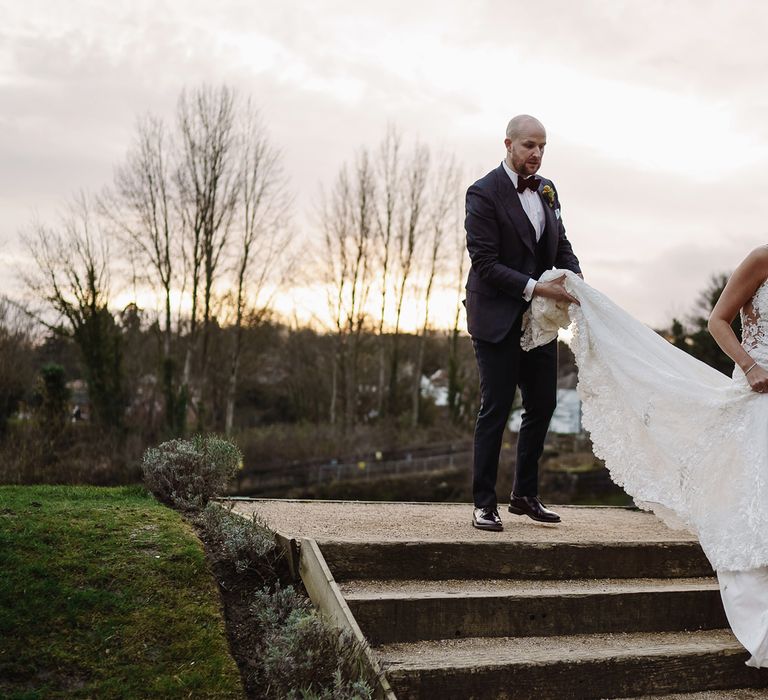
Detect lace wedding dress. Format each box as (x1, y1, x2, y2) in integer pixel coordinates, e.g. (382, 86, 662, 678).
(522, 269, 768, 667)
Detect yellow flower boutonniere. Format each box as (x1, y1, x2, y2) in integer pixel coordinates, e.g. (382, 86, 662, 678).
(541, 185, 556, 208)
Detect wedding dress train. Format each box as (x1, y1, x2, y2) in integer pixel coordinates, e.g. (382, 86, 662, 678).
(523, 269, 768, 667)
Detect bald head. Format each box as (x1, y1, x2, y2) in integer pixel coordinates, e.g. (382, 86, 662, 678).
(505, 114, 545, 141)
(504, 115, 547, 176)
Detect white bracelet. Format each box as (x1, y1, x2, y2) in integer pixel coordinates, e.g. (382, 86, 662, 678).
(745, 361, 758, 375)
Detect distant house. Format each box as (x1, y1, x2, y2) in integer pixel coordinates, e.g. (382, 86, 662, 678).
(420, 369, 449, 407)
(509, 388, 582, 434)
(507, 341, 582, 433)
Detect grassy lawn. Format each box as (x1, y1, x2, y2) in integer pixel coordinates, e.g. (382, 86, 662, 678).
(0, 485, 244, 699)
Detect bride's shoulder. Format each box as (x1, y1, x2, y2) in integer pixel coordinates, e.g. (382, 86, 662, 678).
(739, 245, 768, 268)
(729, 246, 768, 291)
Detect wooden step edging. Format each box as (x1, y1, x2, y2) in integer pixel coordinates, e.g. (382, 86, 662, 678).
(319, 540, 714, 581)
(346, 582, 727, 644)
(222, 504, 396, 698)
(298, 537, 397, 700)
(383, 640, 761, 700)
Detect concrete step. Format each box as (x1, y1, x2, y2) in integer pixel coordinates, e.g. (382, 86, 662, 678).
(341, 577, 726, 644)
(319, 539, 713, 581)
(229, 501, 701, 549)
(377, 629, 768, 700)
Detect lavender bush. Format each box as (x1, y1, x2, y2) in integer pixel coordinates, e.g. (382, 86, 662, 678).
(141, 434, 241, 510)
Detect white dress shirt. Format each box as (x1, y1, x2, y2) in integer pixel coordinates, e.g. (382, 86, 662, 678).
(502, 159, 544, 301)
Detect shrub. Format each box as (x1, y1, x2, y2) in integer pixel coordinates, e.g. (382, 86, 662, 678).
(195, 502, 280, 578)
(300, 673, 374, 700)
(0, 422, 141, 486)
(33, 363, 71, 432)
(141, 434, 241, 510)
(250, 584, 373, 700)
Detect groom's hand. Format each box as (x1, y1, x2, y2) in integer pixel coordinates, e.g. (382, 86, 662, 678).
(532, 274, 580, 305)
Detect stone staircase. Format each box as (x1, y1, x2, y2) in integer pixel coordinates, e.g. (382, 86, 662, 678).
(228, 499, 768, 699)
(324, 535, 768, 699)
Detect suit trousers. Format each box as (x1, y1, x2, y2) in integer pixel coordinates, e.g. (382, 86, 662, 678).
(471, 316, 558, 507)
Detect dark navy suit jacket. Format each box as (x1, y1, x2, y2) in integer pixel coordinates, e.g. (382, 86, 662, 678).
(464, 163, 581, 343)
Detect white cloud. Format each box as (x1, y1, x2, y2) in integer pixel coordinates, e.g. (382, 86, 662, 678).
(3, 0, 768, 330)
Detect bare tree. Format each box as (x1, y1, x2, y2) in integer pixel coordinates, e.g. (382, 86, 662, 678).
(373, 126, 401, 418)
(105, 114, 182, 432)
(111, 115, 175, 354)
(23, 195, 125, 428)
(448, 182, 469, 423)
(320, 150, 376, 429)
(0, 298, 35, 435)
(224, 106, 291, 435)
(176, 85, 240, 429)
(321, 169, 352, 427)
(411, 156, 461, 426)
(388, 144, 429, 415)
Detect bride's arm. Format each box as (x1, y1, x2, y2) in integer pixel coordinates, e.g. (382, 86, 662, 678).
(708, 247, 768, 391)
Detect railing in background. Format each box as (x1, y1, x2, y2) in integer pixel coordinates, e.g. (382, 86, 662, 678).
(234, 449, 473, 495)
(232, 431, 594, 496)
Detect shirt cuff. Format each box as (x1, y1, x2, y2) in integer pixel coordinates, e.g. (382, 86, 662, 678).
(523, 277, 537, 302)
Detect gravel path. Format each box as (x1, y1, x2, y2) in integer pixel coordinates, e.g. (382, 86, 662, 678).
(377, 629, 740, 668)
(339, 576, 718, 598)
(225, 498, 699, 544)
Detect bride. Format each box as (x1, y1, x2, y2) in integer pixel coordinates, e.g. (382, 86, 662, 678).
(525, 249, 768, 668)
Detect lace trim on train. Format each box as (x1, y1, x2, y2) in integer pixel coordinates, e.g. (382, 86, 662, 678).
(741, 278, 768, 353)
(525, 270, 768, 572)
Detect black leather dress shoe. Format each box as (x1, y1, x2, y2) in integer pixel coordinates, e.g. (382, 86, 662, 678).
(508, 495, 561, 523)
(472, 506, 503, 531)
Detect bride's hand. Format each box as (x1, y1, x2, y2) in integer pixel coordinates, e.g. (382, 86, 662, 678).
(533, 274, 580, 305)
(747, 365, 768, 393)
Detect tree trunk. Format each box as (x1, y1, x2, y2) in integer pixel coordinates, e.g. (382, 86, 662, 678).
(411, 333, 425, 427)
(224, 352, 239, 435)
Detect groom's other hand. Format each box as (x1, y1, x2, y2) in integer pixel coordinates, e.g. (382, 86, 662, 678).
(532, 274, 580, 305)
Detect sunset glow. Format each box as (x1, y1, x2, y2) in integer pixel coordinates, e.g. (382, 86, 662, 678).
(4, 2, 768, 329)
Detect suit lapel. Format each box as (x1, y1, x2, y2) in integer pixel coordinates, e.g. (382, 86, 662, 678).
(537, 184, 557, 259)
(496, 165, 536, 254)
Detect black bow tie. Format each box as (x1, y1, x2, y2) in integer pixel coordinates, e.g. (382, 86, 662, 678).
(516, 176, 539, 194)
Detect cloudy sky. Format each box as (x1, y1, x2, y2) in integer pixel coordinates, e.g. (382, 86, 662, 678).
(3, 0, 768, 329)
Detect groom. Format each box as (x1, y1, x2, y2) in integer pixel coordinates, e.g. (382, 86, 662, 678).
(465, 114, 582, 531)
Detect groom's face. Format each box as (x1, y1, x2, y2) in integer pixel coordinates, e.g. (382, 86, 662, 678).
(505, 125, 547, 176)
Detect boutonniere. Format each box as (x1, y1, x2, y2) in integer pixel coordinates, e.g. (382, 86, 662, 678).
(541, 185, 556, 208)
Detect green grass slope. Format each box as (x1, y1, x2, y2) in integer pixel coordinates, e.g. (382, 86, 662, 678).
(0, 485, 243, 699)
